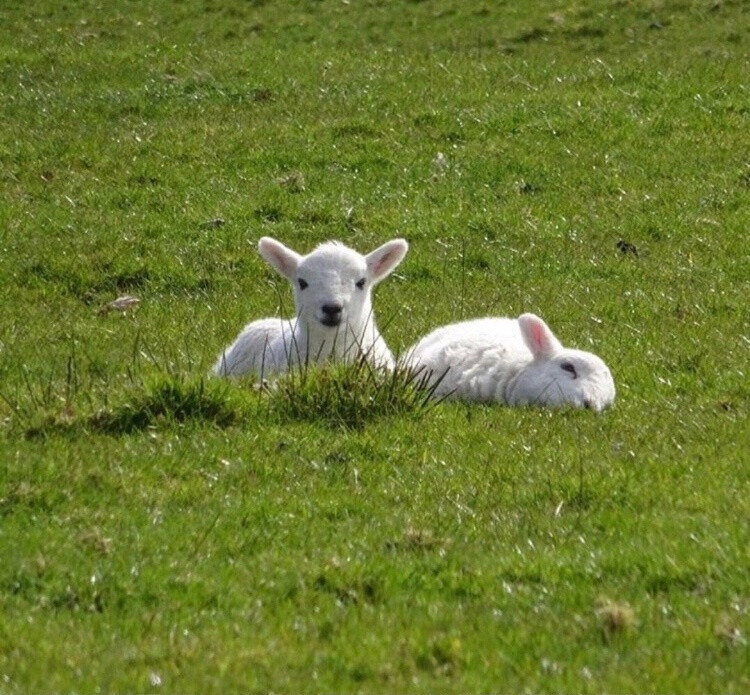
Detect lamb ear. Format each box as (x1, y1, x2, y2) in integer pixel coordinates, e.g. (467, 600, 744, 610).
(258, 237, 302, 280)
(518, 313, 563, 359)
(365, 239, 408, 283)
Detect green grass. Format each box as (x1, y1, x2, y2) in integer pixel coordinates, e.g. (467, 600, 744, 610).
(1, 0, 749, 692)
(22, 362, 443, 436)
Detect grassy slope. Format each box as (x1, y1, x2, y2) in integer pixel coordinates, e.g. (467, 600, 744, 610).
(0, 0, 748, 692)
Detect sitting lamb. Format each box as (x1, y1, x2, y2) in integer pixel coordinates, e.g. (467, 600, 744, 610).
(213, 236, 408, 378)
(403, 313, 615, 412)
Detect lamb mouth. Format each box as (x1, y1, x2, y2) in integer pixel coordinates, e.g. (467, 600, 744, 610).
(319, 317, 342, 328)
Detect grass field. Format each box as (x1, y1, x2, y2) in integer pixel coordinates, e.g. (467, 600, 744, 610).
(1, 0, 749, 692)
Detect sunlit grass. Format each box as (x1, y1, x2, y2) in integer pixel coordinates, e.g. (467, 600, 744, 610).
(0, 0, 748, 692)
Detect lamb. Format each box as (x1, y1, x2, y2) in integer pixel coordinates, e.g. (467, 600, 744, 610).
(213, 236, 408, 378)
(403, 313, 615, 412)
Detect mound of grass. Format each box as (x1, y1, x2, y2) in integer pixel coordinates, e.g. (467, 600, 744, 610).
(24, 362, 445, 437)
(96, 362, 445, 434)
(267, 358, 448, 429)
(23, 377, 250, 438)
(90, 377, 249, 434)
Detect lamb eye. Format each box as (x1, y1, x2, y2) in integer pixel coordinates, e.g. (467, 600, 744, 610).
(355, 278, 366, 290)
(298, 278, 308, 290)
(560, 361, 577, 379)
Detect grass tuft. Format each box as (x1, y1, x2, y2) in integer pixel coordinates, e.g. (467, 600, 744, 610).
(24, 377, 250, 438)
(88, 377, 248, 434)
(596, 597, 636, 642)
(23, 363, 447, 437)
(267, 358, 448, 430)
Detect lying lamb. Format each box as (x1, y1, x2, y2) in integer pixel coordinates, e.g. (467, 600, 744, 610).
(213, 236, 408, 378)
(403, 313, 615, 412)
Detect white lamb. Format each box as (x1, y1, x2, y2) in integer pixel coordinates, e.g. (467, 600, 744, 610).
(213, 236, 408, 378)
(404, 313, 616, 412)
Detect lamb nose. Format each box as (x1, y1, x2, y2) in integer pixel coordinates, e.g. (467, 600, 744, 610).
(321, 304, 343, 318)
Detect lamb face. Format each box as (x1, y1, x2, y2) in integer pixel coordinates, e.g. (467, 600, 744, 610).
(293, 243, 372, 332)
(508, 313, 616, 412)
(506, 348, 616, 412)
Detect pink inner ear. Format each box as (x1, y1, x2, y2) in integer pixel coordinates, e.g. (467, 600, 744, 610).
(529, 320, 549, 354)
(259, 238, 300, 279)
(371, 252, 393, 277)
(519, 314, 561, 358)
(271, 248, 296, 277)
(367, 240, 407, 280)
